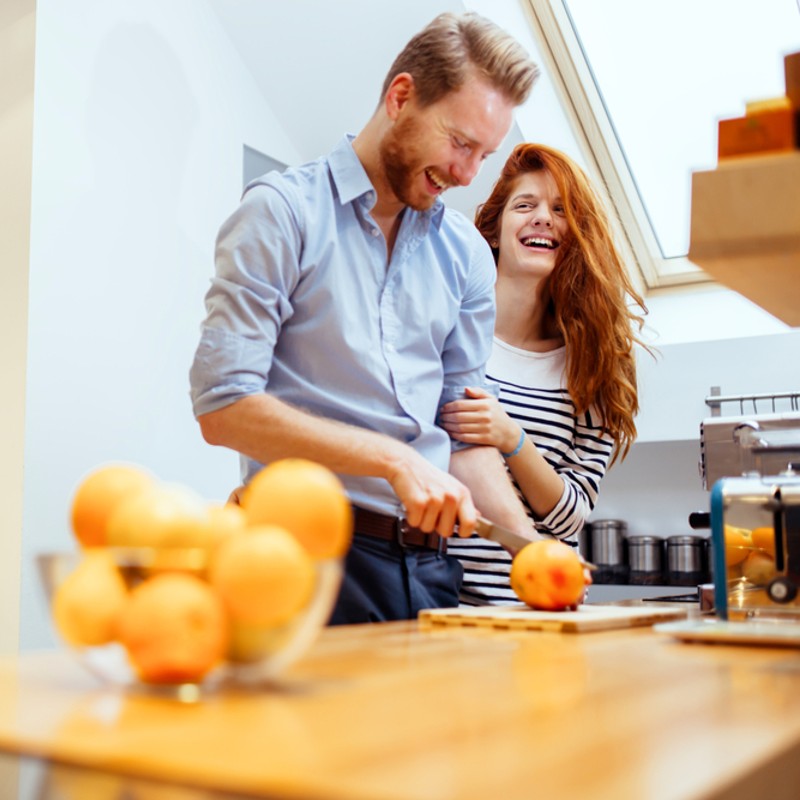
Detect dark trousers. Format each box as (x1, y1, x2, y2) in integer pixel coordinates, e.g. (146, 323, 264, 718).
(328, 533, 463, 625)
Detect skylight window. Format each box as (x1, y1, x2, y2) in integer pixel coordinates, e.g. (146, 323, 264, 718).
(525, 0, 800, 287)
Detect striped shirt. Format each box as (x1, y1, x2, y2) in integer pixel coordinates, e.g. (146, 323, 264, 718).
(447, 337, 614, 605)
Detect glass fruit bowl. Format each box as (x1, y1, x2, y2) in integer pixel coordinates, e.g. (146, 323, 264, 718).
(37, 547, 343, 696)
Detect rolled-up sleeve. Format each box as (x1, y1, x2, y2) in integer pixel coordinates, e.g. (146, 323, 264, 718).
(439, 231, 498, 451)
(190, 326, 272, 415)
(189, 181, 301, 418)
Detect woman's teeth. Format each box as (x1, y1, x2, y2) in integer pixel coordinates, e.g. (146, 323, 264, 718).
(521, 236, 557, 249)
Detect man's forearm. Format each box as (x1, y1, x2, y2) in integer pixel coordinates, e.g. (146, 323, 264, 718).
(198, 393, 404, 480)
(449, 445, 541, 540)
(198, 393, 482, 537)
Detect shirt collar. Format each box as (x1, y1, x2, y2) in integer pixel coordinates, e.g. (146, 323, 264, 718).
(329, 134, 445, 229)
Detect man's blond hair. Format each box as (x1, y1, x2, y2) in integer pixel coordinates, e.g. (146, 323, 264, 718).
(380, 12, 539, 108)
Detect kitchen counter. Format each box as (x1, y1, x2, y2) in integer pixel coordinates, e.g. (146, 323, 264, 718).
(1, 613, 800, 800)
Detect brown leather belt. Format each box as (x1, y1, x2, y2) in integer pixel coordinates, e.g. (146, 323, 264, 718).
(353, 507, 447, 554)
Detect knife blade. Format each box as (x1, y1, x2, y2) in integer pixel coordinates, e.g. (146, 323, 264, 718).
(473, 517, 532, 553)
(472, 518, 597, 570)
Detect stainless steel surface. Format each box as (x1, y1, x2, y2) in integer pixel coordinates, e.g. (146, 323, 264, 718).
(666, 536, 705, 573)
(474, 517, 531, 553)
(590, 520, 627, 566)
(588, 520, 629, 585)
(627, 536, 663, 572)
(666, 535, 708, 587)
(699, 408, 800, 489)
(627, 535, 665, 586)
(712, 473, 800, 619)
(705, 386, 800, 417)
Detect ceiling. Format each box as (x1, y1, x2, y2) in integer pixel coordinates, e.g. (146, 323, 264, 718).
(207, 0, 523, 218)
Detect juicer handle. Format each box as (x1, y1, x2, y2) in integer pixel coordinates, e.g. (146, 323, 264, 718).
(688, 511, 710, 530)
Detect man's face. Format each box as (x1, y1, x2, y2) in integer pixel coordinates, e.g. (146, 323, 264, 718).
(379, 77, 515, 212)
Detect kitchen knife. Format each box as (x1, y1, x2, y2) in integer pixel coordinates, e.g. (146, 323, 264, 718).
(473, 517, 598, 570)
(474, 517, 532, 553)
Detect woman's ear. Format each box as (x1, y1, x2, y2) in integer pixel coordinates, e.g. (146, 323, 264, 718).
(384, 73, 415, 121)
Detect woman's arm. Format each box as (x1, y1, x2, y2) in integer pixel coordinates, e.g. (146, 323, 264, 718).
(441, 386, 614, 540)
(439, 387, 564, 519)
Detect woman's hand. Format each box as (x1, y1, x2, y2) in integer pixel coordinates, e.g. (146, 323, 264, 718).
(439, 387, 521, 453)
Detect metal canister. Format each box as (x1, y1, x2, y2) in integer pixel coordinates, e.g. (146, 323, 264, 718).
(666, 535, 707, 586)
(589, 520, 629, 584)
(627, 536, 664, 585)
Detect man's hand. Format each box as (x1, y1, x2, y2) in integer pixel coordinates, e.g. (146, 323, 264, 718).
(226, 485, 246, 506)
(439, 386, 520, 454)
(384, 448, 478, 540)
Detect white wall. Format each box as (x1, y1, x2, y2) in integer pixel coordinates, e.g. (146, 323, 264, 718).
(635, 331, 800, 443)
(23, 0, 303, 650)
(643, 284, 790, 345)
(0, 0, 36, 655)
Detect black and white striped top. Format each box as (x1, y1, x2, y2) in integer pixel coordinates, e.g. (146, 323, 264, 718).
(448, 337, 614, 606)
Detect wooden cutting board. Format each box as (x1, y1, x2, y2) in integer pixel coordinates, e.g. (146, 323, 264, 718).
(418, 603, 688, 633)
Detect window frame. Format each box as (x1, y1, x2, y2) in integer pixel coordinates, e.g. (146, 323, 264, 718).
(521, 0, 712, 292)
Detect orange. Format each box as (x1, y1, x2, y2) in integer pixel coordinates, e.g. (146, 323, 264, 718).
(510, 539, 586, 611)
(210, 525, 316, 627)
(227, 621, 294, 664)
(52, 550, 128, 646)
(724, 525, 752, 566)
(241, 459, 353, 559)
(70, 463, 155, 547)
(203, 503, 248, 551)
(750, 526, 776, 558)
(116, 572, 228, 684)
(106, 483, 212, 548)
(741, 550, 776, 586)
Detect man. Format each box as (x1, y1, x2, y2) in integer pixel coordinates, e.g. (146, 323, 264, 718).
(190, 12, 541, 624)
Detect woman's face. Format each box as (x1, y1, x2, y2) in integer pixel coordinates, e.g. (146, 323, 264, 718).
(496, 169, 569, 280)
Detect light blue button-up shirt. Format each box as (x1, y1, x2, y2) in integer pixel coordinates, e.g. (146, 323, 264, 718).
(190, 135, 497, 516)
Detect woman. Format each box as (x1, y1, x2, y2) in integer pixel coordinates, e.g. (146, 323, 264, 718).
(439, 143, 649, 605)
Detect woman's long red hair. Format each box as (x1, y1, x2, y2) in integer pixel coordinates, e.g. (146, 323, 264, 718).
(475, 143, 650, 462)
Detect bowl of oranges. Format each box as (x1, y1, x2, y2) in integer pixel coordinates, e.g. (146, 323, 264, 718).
(38, 459, 352, 695)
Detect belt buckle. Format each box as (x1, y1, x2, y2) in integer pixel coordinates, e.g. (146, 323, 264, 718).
(396, 518, 445, 555)
(395, 517, 409, 549)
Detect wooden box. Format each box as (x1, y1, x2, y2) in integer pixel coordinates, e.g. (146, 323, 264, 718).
(786, 51, 800, 108)
(688, 151, 800, 326)
(718, 107, 795, 159)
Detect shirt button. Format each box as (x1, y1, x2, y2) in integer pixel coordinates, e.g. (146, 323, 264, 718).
(371, 228, 380, 237)
(386, 343, 396, 353)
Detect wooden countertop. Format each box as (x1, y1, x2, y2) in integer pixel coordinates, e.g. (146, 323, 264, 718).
(1, 615, 800, 799)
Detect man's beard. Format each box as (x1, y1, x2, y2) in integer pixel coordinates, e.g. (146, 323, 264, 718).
(379, 114, 438, 212)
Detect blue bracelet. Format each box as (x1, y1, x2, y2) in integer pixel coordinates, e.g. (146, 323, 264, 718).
(501, 427, 526, 459)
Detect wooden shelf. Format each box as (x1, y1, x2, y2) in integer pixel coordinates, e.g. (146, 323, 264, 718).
(688, 151, 800, 327)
